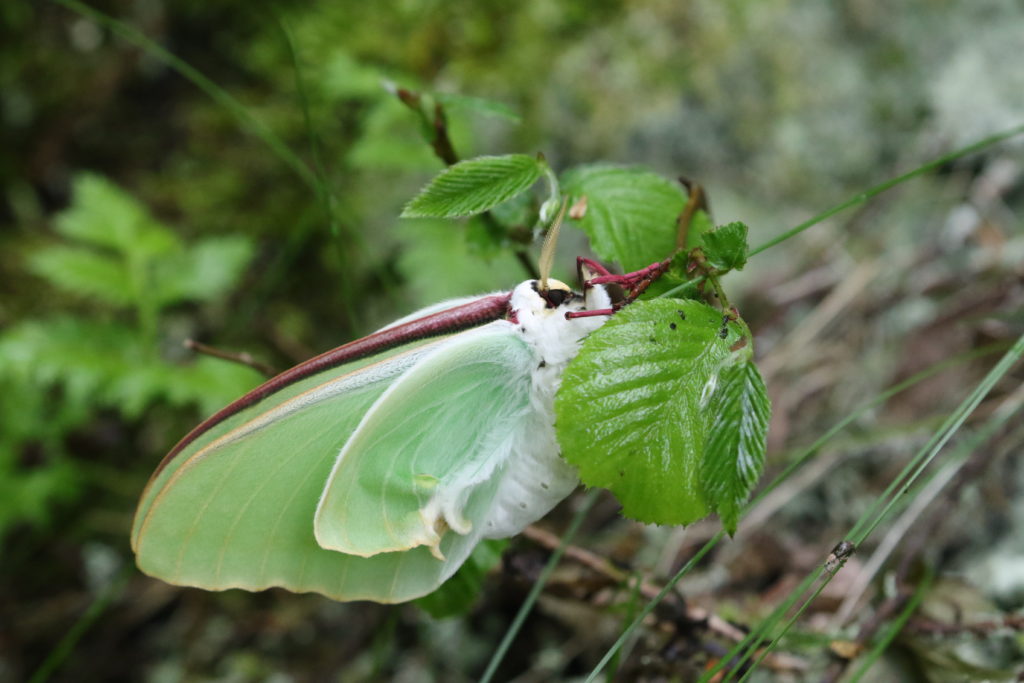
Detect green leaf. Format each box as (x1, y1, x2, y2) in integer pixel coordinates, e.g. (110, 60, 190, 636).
(700, 359, 770, 533)
(414, 539, 506, 618)
(486, 189, 534, 231)
(0, 317, 128, 389)
(320, 51, 388, 100)
(464, 192, 532, 258)
(347, 97, 439, 171)
(557, 299, 765, 527)
(28, 246, 135, 306)
(0, 317, 261, 419)
(401, 154, 543, 218)
(562, 165, 686, 272)
(701, 221, 749, 272)
(55, 173, 179, 256)
(645, 275, 705, 302)
(151, 235, 255, 307)
(464, 216, 505, 257)
(395, 219, 523, 308)
(0, 373, 87, 537)
(153, 356, 264, 418)
(557, 299, 765, 528)
(434, 93, 522, 123)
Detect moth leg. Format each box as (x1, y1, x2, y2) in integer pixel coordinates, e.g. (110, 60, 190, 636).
(576, 256, 613, 281)
(585, 258, 672, 305)
(565, 308, 614, 320)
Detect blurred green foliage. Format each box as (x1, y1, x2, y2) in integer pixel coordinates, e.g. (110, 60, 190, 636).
(0, 173, 260, 536)
(1, 0, 1021, 680)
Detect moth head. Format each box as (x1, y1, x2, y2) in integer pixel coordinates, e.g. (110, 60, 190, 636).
(509, 278, 578, 320)
(532, 278, 576, 311)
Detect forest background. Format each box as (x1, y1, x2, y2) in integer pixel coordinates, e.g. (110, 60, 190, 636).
(2, 1, 1023, 681)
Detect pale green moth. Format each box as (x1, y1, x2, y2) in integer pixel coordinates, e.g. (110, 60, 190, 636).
(132, 253, 669, 603)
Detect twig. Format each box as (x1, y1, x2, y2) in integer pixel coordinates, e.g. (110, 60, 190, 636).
(429, 100, 459, 166)
(521, 525, 807, 673)
(185, 339, 278, 377)
(514, 249, 540, 280)
(395, 88, 538, 279)
(521, 526, 665, 606)
(907, 614, 1024, 637)
(676, 177, 710, 249)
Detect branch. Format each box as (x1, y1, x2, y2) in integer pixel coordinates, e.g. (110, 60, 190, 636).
(395, 87, 538, 279)
(184, 339, 277, 377)
(676, 177, 710, 249)
(521, 524, 807, 674)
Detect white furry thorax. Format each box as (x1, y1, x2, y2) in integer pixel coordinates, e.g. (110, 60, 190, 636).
(477, 279, 612, 540)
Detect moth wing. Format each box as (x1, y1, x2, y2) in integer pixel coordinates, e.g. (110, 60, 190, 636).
(131, 339, 464, 602)
(315, 322, 535, 562)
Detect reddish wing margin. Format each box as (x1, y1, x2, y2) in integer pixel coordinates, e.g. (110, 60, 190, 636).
(156, 292, 512, 476)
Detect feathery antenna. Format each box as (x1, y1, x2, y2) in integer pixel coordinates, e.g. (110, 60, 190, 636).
(538, 199, 567, 292)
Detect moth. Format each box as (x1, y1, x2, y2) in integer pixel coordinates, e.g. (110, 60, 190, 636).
(131, 254, 669, 603)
